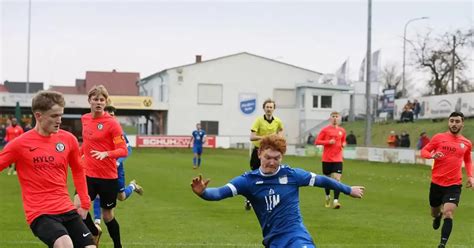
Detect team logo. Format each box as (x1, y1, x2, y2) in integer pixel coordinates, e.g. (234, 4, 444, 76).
(278, 175, 288, 184)
(56, 142, 65, 152)
(265, 188, 280, 211)
(97, 123, 104, 130)
(339, 131, 343, 136)
(239, 93, 257, 115)
(460, 143, 465, 149)
(143, 98, 152, 107)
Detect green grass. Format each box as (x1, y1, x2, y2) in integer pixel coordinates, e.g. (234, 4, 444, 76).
(341, 118, 474, 148)
(1, 148, 473, 247)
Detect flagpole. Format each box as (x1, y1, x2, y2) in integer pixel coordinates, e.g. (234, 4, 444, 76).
(364, 0, 372, 146)
(26, 0, 31, 93)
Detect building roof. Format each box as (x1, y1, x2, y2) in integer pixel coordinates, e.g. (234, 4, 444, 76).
(85, 70, 140, 96)
(3, 81, 44, 93)
(141, 52, 323, 81)
(49, 85, 82, 94)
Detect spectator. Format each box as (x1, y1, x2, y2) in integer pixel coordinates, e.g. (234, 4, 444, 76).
(306, 133, 314, 145)
(400, 107, 414, 123)
(413, 100, 421, 120)
(416, 132, 430, 150)
(387, 130, 398, 148)
(0, 124, 5, 146)
(23, 123, 32, 132)
(400, 131, 410, 148)
(346, 131, 357, 146)
(404, 100, 413, 110)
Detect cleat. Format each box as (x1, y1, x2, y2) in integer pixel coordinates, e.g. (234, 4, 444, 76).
(92, 223, 102, 247)
(130, 179, 144, 196)
(324, 198, 331, 208)
(12, 171, 17, 175)
(333, 202, 341, 209)
(245, 200, 252, 211)
(193, 166, 197, 169)
(433, 214, 442, 230)
(94, 219, 101, 225)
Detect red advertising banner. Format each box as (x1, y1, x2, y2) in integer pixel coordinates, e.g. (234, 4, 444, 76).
(136, 136, 216, 148)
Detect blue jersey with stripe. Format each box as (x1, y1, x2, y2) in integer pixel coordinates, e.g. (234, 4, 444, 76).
(192, 130, 206, 147)
(227, 165, 317, 246)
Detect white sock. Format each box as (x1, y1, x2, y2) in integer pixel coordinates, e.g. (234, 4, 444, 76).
(333, 199, 339, 203)
(325, 195, 330, 200)
(129, 183, 136, 190)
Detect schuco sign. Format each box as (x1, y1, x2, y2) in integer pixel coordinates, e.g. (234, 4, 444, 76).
(136, 136, 216, 148)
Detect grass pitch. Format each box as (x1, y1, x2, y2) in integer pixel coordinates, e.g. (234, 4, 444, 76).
(1, 148, 473, 247)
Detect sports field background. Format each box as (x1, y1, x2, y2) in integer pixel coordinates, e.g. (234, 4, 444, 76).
(1, 148, 473, 247)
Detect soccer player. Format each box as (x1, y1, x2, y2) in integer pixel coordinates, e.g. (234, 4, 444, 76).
(189, 123, 207, 169)
(81, 85, 128, 248)
(421, 111, 473, 248)
(0, 91, 94, 248)
(92, 105, 144, 225)
(4, 117, 24, 175)
(247, 99, 284, 210)
(314, 111, 346, 209)
(191, 135, 365, 248)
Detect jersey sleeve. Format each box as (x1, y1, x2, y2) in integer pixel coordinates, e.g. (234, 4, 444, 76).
(228, 174, 250, 197)
(421, 134, 440, 158)
(106, 121, 128, 159)
(315, 128, 328, 145)
(116, 133, 132, 164)
(278, 119, 284, 131)
(251, 118, 259, 133)
(68, 135, 91, 210)
(464, 141, 473, 178)
(293, 168, 316, 187)
(0, 141, 18, 171)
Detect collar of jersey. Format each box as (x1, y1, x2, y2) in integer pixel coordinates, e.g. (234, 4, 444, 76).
(258, 165, 281, 177)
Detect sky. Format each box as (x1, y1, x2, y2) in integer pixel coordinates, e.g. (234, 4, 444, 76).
(1, 0, 472, 95)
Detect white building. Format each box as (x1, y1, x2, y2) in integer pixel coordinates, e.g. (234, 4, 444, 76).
(138, 52, 353, 146)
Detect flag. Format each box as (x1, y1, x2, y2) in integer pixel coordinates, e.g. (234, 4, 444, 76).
(335, 59, 349, 85)
(370, 50, 381, 82)
(359, 57, 366, 82)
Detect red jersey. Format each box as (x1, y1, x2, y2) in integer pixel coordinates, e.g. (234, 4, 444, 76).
(421, 132, 473, 186)
(81, 112, 127, 179)
(5, 125, 24, 142)
(315, 125, 346, 162)
(0, 129, 90, 224)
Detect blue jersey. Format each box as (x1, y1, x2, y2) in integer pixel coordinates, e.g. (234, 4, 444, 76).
(228, 165, 318, 246)
(116, 132, 132, 165)
(192, 130, 206, 147)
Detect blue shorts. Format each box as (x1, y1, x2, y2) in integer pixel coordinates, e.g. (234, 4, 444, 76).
(117, 163, 125, 192)
(266, 231, 315, 248)
(193, 146, 203, 155)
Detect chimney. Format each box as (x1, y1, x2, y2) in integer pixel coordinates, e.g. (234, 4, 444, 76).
(195, 55, 202, 63)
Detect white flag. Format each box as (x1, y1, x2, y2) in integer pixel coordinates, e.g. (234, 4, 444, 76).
(335, 59, 349, 85)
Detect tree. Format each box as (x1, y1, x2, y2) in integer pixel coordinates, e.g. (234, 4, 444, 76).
(410, 28, 473, 95)
(380, 63, 403, 98)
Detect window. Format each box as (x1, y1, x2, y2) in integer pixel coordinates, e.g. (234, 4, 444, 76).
(312, 95, 318, 108)
(273, 89, 296, 108)
(198, 84, 222, 105)
(201, 121, 218, 135)
(321, 95, 332, 108)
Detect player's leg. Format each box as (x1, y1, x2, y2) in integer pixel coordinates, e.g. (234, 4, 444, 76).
(84, 177, 102, 244)
(30, 214, 73, 248)
(438, 185, 461, 247)
(12, 164, 17, 175)
(197, 147, 203, 167)
(7, 164, 13, 175)
(99, 178, 122, 248)
(93, 197, 101, 224)
(322, 162, 332, 208)
(117, 163, 143, 201)
(330, 163, 343, 209)
(62, 210, 96, 248)
(429, 183, 443, 230)
(192, 146, 198, 169)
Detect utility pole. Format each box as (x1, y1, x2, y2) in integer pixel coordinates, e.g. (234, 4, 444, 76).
(26, 0, 32, 94)
(365, 0, 372, 146)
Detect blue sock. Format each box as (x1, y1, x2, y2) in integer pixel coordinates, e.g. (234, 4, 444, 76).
(93, 197, 101, 220)
(124, 185, 134, 198)
(193, 157, 196, 165)
(198, 158, 201, 166)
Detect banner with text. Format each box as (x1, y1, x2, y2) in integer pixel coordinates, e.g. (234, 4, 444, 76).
(136, 136, 216, 148)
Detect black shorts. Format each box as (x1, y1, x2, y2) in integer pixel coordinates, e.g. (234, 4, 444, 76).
(322, 162, 343, 176)
(250, 147, 260, 170)
(87, 176, 119, 209)
(30, 210, 94, 248)
(429, 182, 462, 207)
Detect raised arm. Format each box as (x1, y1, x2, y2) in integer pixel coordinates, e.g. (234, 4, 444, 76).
(191, 175, 234, 201)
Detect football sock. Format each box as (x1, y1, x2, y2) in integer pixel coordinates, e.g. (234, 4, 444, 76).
(334, 189, 341, 200)
(325, 188, 330, 196)
(93, 198, 101, 220)
(193, 157, 197, 166)
(84, 213, 99, 236)
(198, 158, 201, 166)
(440, 218, 452, 245)
(105, 218, 122, 248)
(124, 184, 134, 198)
(325, 195, 330, 200)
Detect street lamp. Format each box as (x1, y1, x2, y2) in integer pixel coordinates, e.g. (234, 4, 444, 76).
(402, 16, 429, 97)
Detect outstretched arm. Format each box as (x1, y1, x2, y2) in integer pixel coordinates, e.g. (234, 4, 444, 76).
(191, 175, 234, 201)
(314, 175, 365, 198)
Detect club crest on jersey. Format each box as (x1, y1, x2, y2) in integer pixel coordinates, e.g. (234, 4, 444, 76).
(56, 142, 65, 152)
(279, 175, 288, 184)
(97, 123, 104, 130)
(339, 131, 343, 136)
(460, 143, 465, 149)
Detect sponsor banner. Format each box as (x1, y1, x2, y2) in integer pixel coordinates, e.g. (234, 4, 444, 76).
(368, 148, 415, 164)
(394, 92, 474, 119)
(109, 96, 154, 110)
(136, 135, 216, 148)
(239, 93, 257, 115)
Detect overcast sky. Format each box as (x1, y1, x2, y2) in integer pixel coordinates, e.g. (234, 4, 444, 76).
(1, 0, 472, 94)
